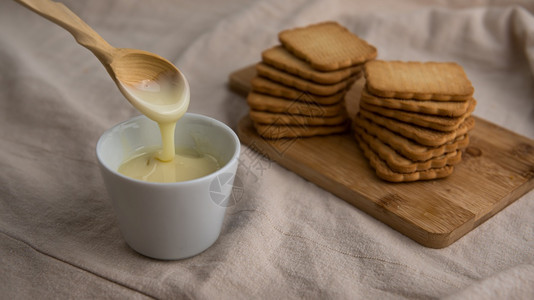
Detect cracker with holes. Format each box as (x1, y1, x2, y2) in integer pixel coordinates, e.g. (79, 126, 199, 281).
(364, 60, 474, 101)
(254, 122, 349, 139)
(355, 127, 463, 174)
(352, 59, 477, 182)
(359, 98, 476, 131)
(250, 77, 346, 105)
(243, 21, 378, 139)
(249, 110, 347, 126)
(256, 63, 360, 96)
(247, 92, 345, 117)
(354, 114, 470, 161)
(360, 88, 472, 117)
(359, 109, 475, 147)
(279, 21, 377, 71)
(355, 134, 455, 182)
(262, 45, 362, 84)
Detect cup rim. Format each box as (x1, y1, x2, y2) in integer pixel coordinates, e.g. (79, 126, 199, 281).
(96, 113, 241, 186)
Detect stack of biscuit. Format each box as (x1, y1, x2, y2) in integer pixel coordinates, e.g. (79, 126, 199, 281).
(354, 60, 476, 182)
(248, 21, 377, 139)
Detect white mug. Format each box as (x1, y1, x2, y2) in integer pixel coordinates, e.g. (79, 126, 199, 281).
(96, 113, 240, 260)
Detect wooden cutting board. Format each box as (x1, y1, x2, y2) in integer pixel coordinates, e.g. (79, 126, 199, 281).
(229, 65, 534, 248)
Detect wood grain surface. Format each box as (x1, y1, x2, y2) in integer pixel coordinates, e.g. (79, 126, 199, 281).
(229, 65, 534, 248)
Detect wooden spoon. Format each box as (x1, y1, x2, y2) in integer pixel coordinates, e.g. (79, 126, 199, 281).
(15, 0, 190, 123)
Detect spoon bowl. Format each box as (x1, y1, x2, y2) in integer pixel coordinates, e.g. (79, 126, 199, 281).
(15, 0, 190, 123)
(112, 50, 190, 123)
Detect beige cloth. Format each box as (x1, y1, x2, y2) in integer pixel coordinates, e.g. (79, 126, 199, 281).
(1, 0, 533, 299)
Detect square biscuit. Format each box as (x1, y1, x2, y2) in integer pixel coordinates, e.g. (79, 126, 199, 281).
(359, 98, 476, 131)
(249, 109, 348, 126)
(364, 60, 474, 100)
(355, 127, 462, 174)
(262, 45, 362, 84)
(359, 108, 475, 147)
(355, 133, 455, 182)
(253, 121, 349, 139)
(247, 92, 345, 117)
(250, 76, 346, 105)
(353, 114, 469, 161)
(360, 88, 472, 117)
(256, 63, 360, 96)
(279, 21, 377, 71)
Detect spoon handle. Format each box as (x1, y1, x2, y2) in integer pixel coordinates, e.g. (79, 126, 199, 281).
(14, 0, 116, 63)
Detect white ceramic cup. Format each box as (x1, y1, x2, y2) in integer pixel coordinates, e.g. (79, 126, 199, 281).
(96, 113, 240, 260)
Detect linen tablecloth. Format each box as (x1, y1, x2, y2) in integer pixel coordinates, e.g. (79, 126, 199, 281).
(1, 0, 533, 298)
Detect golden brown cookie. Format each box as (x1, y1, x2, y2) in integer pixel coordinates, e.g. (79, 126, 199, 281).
(353, 114, 470, 161)
(355, 127, 463, 173)
(247, 92, 345, 117)
(359, 109, 475, 147)
(249, 109, 347, 126)
(256, 63, 359, 96)
(364, 60, 474, 101)
(359, 98, 476, 131)
(250, 76, 345, 105)
(261, 45, 362, 84)
(279, 21, 377, 71)
(360, 88, 472, 117)
(253, 122, 348, 139)
(355, 134, 455, 182)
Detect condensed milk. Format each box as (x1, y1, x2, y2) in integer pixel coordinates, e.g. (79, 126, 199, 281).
(117, 73, 220, 182)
